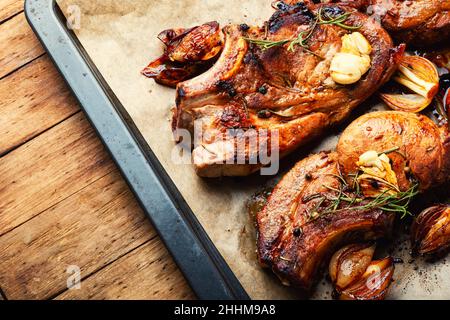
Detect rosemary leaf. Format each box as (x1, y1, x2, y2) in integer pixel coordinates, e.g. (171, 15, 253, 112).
(242, 7, 361, 54)
(242, 37, 291, 50)
(310, 182, 419, 220)
(378, 146, 400, 155)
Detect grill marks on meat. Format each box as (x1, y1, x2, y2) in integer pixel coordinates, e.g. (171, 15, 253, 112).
(174, 3, 400, 177)
(256, 111, 450, 294)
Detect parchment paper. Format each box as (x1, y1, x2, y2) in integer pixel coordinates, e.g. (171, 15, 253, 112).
(56, 0, 450, 299)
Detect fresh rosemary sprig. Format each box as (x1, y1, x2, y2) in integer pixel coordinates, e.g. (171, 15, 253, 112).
(243, 7, 361, 53)
(306, 164, 420, 222)
(378, 146, 400, 156)
(357, 183, 419, 219)
(240, 38, 291, 51)
(321, 184, 419, 219)
(318, 9, 362, 30)
(312, 183, 419, 221)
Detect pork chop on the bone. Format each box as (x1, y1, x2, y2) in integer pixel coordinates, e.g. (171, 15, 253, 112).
(173, 2, 402, 177)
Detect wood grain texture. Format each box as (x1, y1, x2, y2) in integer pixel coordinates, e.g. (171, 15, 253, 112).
(0, 13, 44, 78)
(0, 1, 195, 300)
(57, 239, 196, 300)
(0, 0, 22, 22)
(0, 170, 155, 300)
(0, 55, 80, 155)
(0, 113, 116, 236)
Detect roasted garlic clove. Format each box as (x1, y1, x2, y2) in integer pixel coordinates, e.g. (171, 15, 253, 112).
(356, 150, 399, 197)
(329, 243, 376, 291)
(341, 32, 372, 56)
(339, 257, 395, 300)
(331, 32, 372, 85)
(357, 150, 383, 170)
(411, 204, 450, 256)
(330, 53, 368, 84)
(381, 55, 439, 112)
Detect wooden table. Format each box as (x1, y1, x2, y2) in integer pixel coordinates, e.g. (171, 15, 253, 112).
(0, 0, 194, 300)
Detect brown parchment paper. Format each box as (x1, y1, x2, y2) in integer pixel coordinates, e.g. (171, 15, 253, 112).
(56, 0, 450, 299)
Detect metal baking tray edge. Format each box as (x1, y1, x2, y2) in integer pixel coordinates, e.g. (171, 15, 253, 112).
(25, 0, 250, 300)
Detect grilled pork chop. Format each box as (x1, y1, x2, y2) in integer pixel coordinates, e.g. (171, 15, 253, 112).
(303, 0, 450, 46)
(256, 151, 395, 291)
(256, 111, 450, 293)
(173, 2, 401, 177)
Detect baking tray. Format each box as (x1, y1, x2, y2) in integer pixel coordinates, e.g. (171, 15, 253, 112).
(25, 0, 450, 300)
(25, 0, 249, 300)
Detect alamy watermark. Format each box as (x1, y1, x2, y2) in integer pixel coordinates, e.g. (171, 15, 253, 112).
(172, 119, 280, 176)
(66, 265, 81, 290)
(66, 5, 81, 30)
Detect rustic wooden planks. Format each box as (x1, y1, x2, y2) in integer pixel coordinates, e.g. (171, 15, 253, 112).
(0, 0, 22, 22)
(0, 170, 156, 299)
(0, 55, 80, 155)
(0, 113, 116, 236)
(0, 1, 194, 300)
(0, 13, 45, 78)
(57, 239, 196, 300)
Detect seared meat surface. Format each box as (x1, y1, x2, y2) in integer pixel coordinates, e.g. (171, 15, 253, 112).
(304, 0, 450, 46)
(173, 2, 400, 177)
(142, 22, 223, 87)
(256, 111, 450, 293)
(257, 151, 395, 291)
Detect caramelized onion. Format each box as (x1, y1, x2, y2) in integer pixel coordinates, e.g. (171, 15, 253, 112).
(329, 243, 376, 291)
(381, 55, 439, 113)
(142, 22, 223, 87)
(411, 204, 450, 256)
(339, 257, 395, 300)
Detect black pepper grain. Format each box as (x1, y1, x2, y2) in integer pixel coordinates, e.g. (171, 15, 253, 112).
(370, 180, 379, 189)
(393, 257, 404, 264)
(258, 86, 268, 95)
(293, 227, 303, 237)
(216, 80, 237, 97)
(239, 23, 250, 31)
(257, 110, 272, 119)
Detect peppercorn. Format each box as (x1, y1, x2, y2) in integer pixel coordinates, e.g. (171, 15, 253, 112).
(258, 86, 268, 94)
(239, 23, 250, 31)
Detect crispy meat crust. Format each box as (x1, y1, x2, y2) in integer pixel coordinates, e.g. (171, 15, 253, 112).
(256, 151, 395, 291)
(174, 3, 400, 177)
